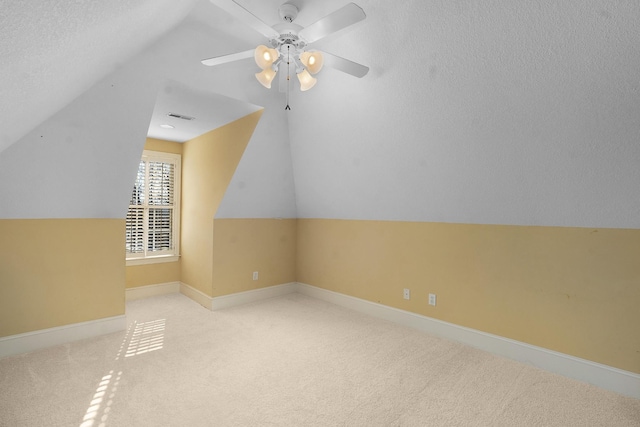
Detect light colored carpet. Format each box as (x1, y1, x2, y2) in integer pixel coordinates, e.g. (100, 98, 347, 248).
(1, 292, 638, 426)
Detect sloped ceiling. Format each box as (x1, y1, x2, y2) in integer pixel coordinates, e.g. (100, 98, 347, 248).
(0, 0, 198, 153)
(1, 0, 639, 228)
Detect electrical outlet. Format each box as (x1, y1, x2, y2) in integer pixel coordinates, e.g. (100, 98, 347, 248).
(403, 288, 410, 300)
(429, 293, 437, 306)
(252, 271, 259, 280)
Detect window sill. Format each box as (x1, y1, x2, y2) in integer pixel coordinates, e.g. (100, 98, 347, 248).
(126, 255, 180, 266)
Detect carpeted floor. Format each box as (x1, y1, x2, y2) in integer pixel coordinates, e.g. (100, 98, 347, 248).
(1, 292, 639, 426)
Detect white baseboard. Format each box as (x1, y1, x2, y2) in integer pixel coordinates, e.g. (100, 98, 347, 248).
(210, 282, 298, 310)
(126, 281, 181, 301)
(179, 282, 214, 310)
(296, 282, 640, 399)
(180, 282, 298, 311)
(0, 315, 126, 359)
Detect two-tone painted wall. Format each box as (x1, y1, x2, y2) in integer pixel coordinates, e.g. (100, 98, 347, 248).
(128, 113, 297, 299)
(276, 1, 640, 376)
(0, 8, 297, 341)
(0, 63, 157, 337)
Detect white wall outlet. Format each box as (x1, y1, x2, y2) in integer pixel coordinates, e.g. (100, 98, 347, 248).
(403, 288, 410, 300)
(429, 293, 437, 306)
(252, 271, 259, 280)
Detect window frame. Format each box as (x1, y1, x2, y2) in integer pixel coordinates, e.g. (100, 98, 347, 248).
(125, 150, 181, 266)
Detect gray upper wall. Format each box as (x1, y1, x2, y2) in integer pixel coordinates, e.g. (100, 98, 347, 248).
(1, 0, 639, 228)
(287, 0, 640, 228)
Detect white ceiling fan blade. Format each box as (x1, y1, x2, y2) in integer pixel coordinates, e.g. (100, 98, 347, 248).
(201, 49, 254, 67)
(321, 51, 369, 78)
(299, 3, 366, 44)
(210, 0, 279, 39)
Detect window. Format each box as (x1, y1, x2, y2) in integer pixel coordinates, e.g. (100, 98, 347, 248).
(126, 150, 180, 264)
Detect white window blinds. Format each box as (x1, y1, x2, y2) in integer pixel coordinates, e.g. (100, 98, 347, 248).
(126, 151, 180, 261)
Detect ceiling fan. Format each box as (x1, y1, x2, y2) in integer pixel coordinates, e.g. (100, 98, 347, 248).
(202, 1, 369, 108)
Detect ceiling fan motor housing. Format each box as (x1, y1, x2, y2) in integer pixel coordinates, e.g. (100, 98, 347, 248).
(271, 21, 306, 51)
(279, 3, 299, 23)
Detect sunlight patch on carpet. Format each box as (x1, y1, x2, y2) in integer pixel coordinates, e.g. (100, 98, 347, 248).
(115, 319, 166, 360)
(79, 370, 122, 427)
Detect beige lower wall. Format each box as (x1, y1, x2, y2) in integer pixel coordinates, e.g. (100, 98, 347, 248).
(0, 219, 125, 337)
(125, 261, 180, 289)
(296, 219, 640, 374)
(212, 218, 296, 297)
(4, 215, 637, 374)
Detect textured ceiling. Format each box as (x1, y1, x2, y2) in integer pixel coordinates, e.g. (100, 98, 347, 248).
(0, 0, 198, 153)
(1, 0, 640, 227)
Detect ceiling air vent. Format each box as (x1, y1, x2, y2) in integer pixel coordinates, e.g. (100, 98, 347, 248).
(167, 112, 195, 121)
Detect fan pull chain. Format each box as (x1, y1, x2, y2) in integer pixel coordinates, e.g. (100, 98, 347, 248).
(285, 45, 291, 110)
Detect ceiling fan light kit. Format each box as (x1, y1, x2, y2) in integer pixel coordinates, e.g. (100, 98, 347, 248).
(297, 69, 317, 91)
(255, 67, 277, 89)
(254, 44, 280, 70)
(203, 1, 369, 109)
(300, 51, 323, 74)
